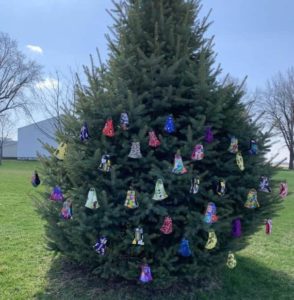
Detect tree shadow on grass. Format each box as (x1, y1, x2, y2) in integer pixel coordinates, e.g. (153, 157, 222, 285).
(202, 256, 294, 300)
(34, 255, 294, 300)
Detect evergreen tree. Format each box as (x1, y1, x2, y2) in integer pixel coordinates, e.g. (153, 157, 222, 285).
(38, 0, 277, 287)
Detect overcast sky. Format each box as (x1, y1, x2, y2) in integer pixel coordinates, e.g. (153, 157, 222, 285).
(1, 0, 293, 88)
(0, 0, 292, 162)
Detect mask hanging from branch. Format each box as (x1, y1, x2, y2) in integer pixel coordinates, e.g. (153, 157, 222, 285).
(249, 139, 258, 155)
(231, 218, 242, 238)
(178, 238, 192, 257)
(160, 216, 173, 234)
(85, 188, 99, 210)
(120, 112, 129, 130)
(54, 142, 67, 160)
(152, 179, 168, 201)
(31, 171, 41, 187)
(124, 188, 139, 209)
(190, 176, 200, 194)
(204, 126, 213, 143)
(228, 136, 238, 154)
(203, 202, 218, 224)
(172, 150, 187, 174)
(279, 181, 288, 199)
(265, 219, 272, 234)
(132, 227, 144, 245)
(102, 119, 115, 137)
(50, 186, 64, 201)
(191, 144, 204, 160)
(164, 115, 175, 134)
(60, 199, 73, 220)
(226, 252, 237, 269)
(205, 230, 217, 250)
(80, 122, 89, 141)
(236, 151, 245, 171)
(244, 189, 259, 209)
(128, 142, 142, 159)
(259, 176, 271, 193)
(93, 236, 107, 255)
(139, 263, 153, 283)
(148, 130, 161, 148)
(98, 154, 112, 172)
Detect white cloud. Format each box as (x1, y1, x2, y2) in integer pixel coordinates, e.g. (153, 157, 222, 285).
(36, 78, 58, 90)
(26, 44, 43, 54)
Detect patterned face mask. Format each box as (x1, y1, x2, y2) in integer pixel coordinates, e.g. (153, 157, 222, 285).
(244, 189, 259, 209)
(102, 119, 115, 137)
(172, 152, 187, 175)
(50, 186, 64, 201)
(132, 227, 144, 245)
(160, 216, 173, 234)
(249, 139, 258, 155)
(191, 144, 204, 161)
(204, 202, 218, 224)
(190, 177, 200, 194)
(164, 115, 176, 133)
(228, 136, 238, 154)
(259, 176, 271, 193)
(98, 154, 112, 172)
(148, 130, 161, 148)
(80, 122, 89, 141)
(279, 182, 288, 198)
(152, 179, 168, 201)
(85, 188, 99, 210)
(124, 189, 139, 209)
(93, 236, 107, 255)
(139, 264, 153, 283)
(120, 112, 129, 130)
(128, 142, 142, 159)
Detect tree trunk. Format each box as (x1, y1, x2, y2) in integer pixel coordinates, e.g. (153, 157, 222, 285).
(0, 142, 2, 166)
(289, 149, 294, 170)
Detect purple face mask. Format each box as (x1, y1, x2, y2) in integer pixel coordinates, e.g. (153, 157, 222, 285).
(232, 218, 242, 237)
(205, 127, 213, 143)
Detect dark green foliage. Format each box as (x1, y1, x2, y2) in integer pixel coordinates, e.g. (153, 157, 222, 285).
(38, 0, 277, 288)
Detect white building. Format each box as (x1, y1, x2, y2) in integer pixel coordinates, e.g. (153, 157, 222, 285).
(17, 117, 58, 159)
(2, 140, 17, 158)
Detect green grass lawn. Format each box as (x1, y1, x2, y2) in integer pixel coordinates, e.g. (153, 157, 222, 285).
(0, 160, 293, 299)
(0, 160, 52, 299)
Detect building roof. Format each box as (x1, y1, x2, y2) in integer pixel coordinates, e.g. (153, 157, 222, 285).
(18, 116, 57, 131)
(17, 117, 58, 159)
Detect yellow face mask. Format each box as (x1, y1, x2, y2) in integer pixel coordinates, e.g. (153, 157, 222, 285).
(205, 230, 217, 250)
(226, 252, 237, 269)
(236, 151, 245, 171)
(54, 142, 67, 160)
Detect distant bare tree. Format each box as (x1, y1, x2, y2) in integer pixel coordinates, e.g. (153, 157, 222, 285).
(0, 32, 41, 115)
(261, 68, 294, 169)
(0, 113, 14, 165)
(25, 70, 77, 140)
